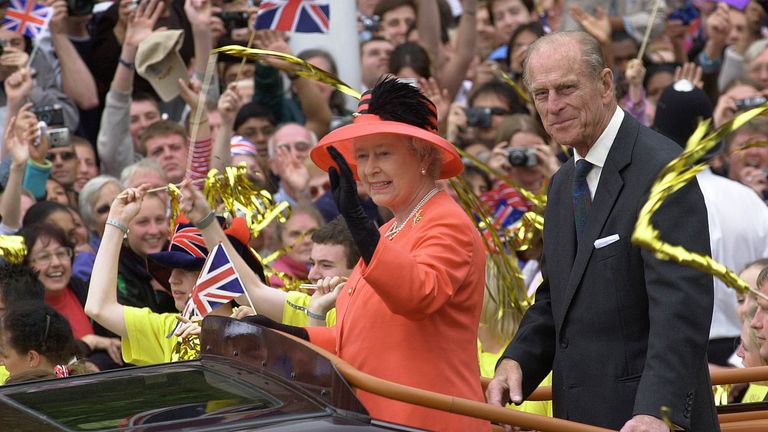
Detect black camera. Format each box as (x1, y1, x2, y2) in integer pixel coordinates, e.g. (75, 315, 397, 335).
(735, 96, 767, 111)
(360, 15, 380, 33)
(67, 0, 94, 16)
(465, 107, 493, 128)
(218, 11, 250, 34)
(506, 147, 538, 167)
(30, 105, 70, 148)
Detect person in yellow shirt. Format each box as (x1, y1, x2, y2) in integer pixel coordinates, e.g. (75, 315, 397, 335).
(85, 185, 265, 366)
(234, 217, 360, 327)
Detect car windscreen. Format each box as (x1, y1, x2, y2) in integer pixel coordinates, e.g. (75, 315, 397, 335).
(2, 365, 295, 431)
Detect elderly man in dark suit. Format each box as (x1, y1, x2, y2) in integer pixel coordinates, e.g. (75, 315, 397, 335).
(486, 31, 718, 431)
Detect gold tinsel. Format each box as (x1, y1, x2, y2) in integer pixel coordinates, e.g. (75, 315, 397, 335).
(214, 46, 362, 99)
(457, 147, 547, 214)
(449, 176, 530, 320)
(498, 70, 532, 104)
(631, 104, 768, 301)
(0, 236, 26, 264)
(203, 165, 292, 238)
(167, 183, 181, 233)
(255, 229, 317, 293)
(172, 334, 201, 361)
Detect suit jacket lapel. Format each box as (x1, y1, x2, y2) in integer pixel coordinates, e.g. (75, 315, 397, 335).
(556, 113, 637, 331)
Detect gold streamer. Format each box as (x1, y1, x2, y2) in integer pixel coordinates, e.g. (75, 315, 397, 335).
(506, 211, 545, 252)
(631, 104, 768, 301)
(498, 70, 532, 104)
(167, 183, 181, 234)
(457, 147, 547, 214)
(0, 236, 26, 264)
(203, 165, 292, 238)
(172, 334, 201, 361)
(449, 176, 530, 320)
(214, 45, 362, 99)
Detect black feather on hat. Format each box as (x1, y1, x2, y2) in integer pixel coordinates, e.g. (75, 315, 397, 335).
(310, 75, 463, 179)
(364, 76, 439, 132)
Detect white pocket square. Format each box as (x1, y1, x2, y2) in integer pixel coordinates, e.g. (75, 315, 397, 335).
(594, 234, 620, 249)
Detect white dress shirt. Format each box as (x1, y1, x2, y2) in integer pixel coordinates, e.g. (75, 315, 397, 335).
(574, 106, 625, 199)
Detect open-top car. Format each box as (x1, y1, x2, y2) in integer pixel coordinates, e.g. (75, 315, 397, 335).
(2, 316, 768, 432)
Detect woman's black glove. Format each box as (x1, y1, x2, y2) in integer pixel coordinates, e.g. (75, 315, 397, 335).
(242, 314, 309, 341)
(327, 146, 380, 265)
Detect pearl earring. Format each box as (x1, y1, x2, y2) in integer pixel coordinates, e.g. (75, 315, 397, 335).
(420, 167, 426, 175)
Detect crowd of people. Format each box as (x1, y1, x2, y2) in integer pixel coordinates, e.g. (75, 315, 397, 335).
(1, 0, 768, 430)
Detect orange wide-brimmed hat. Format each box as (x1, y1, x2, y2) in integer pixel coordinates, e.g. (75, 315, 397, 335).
(310, 77, 463, 179)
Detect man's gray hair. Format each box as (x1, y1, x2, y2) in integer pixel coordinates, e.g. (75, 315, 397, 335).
(78, 175, 122, 228)
(523, 31, 606, 90)
(120, 158, 166, 188)
(267, 123, 318, 159)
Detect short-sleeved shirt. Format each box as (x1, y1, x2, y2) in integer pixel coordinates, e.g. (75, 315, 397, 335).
(122, 306, 178, 366)
(282, 291, 336, 327)
(0, 366, 8, 384)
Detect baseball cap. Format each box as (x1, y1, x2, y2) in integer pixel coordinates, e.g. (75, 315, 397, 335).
(136, 30, 188, 102)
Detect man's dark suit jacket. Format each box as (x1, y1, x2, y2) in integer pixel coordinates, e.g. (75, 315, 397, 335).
(502, 112, 719, 430)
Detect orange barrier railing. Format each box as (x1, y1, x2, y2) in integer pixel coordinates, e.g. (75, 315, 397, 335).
(277, 332, 612, 432)
(481, 366, 768, 402)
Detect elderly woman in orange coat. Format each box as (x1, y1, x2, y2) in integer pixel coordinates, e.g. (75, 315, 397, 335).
(307, 77, 489, 431)
(187, 77, 489, 431)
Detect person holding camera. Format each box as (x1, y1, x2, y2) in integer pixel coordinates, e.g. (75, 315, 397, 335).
(486, 114, 560, 199)
(461, 79, 529, 148)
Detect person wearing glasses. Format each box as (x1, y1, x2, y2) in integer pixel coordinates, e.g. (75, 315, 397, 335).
(18, 223, 123, 371)
(73, 176, 123, 281)
(46, 141, 79, 205)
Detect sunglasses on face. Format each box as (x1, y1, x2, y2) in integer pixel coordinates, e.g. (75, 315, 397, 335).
(46, 151, 76, 162)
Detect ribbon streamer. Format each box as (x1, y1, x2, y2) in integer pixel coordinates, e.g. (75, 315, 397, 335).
(203, 165, 292, 238)
(458, 147, 547, 214)
(0, 236, 26, 264)
(498, 70, 532, 104)
(214, 45, 362, 99)
(449, 176, 530, 320)
(631, 104, 768, 301)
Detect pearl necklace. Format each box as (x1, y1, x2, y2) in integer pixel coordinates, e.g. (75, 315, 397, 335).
(384, 187, 440, 240)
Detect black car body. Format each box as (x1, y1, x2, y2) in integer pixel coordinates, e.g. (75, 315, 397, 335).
(0, 316, 422, 431)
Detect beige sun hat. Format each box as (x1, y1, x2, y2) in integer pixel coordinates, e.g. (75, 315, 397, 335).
(135, 30, 188, 102)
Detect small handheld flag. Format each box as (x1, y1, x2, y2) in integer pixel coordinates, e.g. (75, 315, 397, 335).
(255, 1, 330, 34)
(2, 0, 52, 39)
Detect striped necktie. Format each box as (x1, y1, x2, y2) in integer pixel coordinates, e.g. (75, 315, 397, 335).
(573, 159, 594, 241)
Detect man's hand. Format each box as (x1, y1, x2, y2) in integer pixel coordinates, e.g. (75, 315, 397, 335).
(625, 59, 646, 88)
(419, 77, 449, 123)
(124, 0, 165, 49)
(619, 414, 668, 432)
(217, 82, 242, 127)
(274, 145, 310, 196)
(673, 62, 703, 89)
(570, 5, 611, 45)
(308, 276, 346, 316)
(705, 2, 730, 50)
(0, 46, 30, 70)
(486, 358, 524, 407)
(4, 67, 33, 113)
(44, 0, 69, 35)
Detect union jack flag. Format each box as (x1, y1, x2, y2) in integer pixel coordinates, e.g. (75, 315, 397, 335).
(2, 0, 52, 39)
(255, 1, 330, 34)
(190, 243, 246, 316)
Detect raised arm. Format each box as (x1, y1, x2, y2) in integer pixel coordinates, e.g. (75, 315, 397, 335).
(0, 108, 36, 232)
(84, 185, 151, 337)
(210, 83, 242, 172)
(47, 0, 99, 110)
(178, 181, 290, 322)
(97, 0, 163, 176)
(436, 0, 477, 102)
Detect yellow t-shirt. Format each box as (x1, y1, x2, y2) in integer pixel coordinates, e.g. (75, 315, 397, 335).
(122, 306, 179, 366)
(742, 383, 768, 402)
(0, 365, 8, 384)
(282, 291, 336, 327)
(477, 340, 553, 417)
